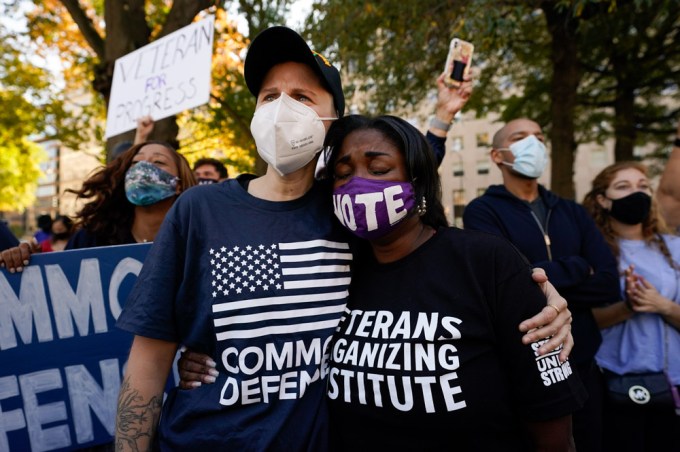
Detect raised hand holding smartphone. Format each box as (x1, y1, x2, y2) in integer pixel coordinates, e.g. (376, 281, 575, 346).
(444, 38, 474, 88)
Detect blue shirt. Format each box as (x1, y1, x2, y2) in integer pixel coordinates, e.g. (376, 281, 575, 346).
(117, 177, 352, 451)
(595, 235, 680, 385)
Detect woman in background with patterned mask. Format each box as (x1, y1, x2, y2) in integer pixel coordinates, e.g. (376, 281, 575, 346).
(583, 161, 680, 452)
(63, 140, 196, 248)
(322, 115, 585, 451)
(0, 141, 196, 271)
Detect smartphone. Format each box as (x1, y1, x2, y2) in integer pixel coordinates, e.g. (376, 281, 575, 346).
(444, 38, 474, 88)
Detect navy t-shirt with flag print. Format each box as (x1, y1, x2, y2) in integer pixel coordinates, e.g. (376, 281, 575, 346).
(117, 175, 353, 451)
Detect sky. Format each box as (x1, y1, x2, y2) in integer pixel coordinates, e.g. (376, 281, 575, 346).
(286, 0, 313, 28)
(228, 0, 313, 34)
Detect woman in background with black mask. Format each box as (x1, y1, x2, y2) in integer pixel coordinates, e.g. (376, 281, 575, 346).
(41, 215, 74, 252)
(583, 161, 680, 452)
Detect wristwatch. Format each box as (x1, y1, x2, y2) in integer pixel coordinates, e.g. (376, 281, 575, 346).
(674, 137, 680, 147)
(430, 117, 452, 132)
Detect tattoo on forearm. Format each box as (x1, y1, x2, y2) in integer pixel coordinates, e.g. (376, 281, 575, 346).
(115, 377, 163, 451)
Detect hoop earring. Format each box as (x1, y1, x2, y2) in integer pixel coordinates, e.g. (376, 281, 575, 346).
(416, 196, 427, 216)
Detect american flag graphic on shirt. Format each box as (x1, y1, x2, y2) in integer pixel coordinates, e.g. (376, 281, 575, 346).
(210, 239, 352, 341)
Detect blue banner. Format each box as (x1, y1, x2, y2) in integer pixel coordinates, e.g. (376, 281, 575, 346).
(0, 243, 177, 451)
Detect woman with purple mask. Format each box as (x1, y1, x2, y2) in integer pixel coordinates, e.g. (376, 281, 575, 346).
(319, 114, 585, 451)
(176, 115, 583, 450)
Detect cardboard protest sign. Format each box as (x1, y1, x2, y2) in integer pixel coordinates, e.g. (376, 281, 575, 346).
(105, 15, 215, 138)
(0, 243, 179, 451)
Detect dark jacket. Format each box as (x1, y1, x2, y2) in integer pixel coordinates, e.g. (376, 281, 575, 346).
(463, 184, 620, 365)
(0, 221, 18, 251)
(66, 227, 137, 250)
(427, 132, 446, 164)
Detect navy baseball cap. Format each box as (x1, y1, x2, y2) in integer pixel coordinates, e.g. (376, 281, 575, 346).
(244, 26, 345, 117)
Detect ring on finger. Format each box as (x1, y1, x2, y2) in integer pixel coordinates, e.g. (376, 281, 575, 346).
(547, 304, 561, 316)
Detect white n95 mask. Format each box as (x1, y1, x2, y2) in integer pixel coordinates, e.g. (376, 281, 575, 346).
(250, 93, 336, 176)
(499, 134, 548, 179)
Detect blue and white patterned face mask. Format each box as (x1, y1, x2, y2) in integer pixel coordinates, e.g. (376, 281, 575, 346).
(124, 161, 179, 206)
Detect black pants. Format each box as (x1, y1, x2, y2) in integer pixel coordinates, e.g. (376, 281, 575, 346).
(572, 360, 604, 452)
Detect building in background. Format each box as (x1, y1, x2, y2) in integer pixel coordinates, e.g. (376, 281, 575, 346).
(3, 87, 666, 240)
(423, 110, 660, 227)
(4, 139, 101, 241)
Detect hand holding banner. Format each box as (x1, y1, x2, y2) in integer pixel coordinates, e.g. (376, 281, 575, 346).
(0, 243, 179, 451)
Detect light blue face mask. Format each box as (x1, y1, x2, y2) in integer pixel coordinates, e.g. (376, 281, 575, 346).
(498, 134, 548, 179)
(124, 161, 179, 206)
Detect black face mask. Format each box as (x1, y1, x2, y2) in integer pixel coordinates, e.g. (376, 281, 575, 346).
(607, 191, 652, 225)
(52, 232, 71, 241)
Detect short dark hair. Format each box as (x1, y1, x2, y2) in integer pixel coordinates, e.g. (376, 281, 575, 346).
(194, 157, 228, 179)
(323, 115, 448, 229)
(37, 214, 53, 232)
(53, 215, 74, 232)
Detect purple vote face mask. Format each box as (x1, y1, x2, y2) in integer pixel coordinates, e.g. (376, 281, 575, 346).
(332, 176, 416, 240)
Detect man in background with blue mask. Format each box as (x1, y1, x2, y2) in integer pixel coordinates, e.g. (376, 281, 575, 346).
(463, 117, 621, 452)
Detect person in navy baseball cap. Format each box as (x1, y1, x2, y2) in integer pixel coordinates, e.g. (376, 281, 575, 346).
(113, 24, 352, 452)
(244, 26, 345, 118)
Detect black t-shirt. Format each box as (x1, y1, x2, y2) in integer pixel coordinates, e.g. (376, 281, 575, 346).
(327, 227, 586, 451)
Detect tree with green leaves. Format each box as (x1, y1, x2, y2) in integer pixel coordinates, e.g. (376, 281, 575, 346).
(305, 0, 679, 199)
(21, 0, 219, 156)
(0, 24, 50, 212)
(578, 0, 680, 162)
(304, 0, 587, 196)
(12, 0, 296, 169)
(1, 0, 303, 213)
